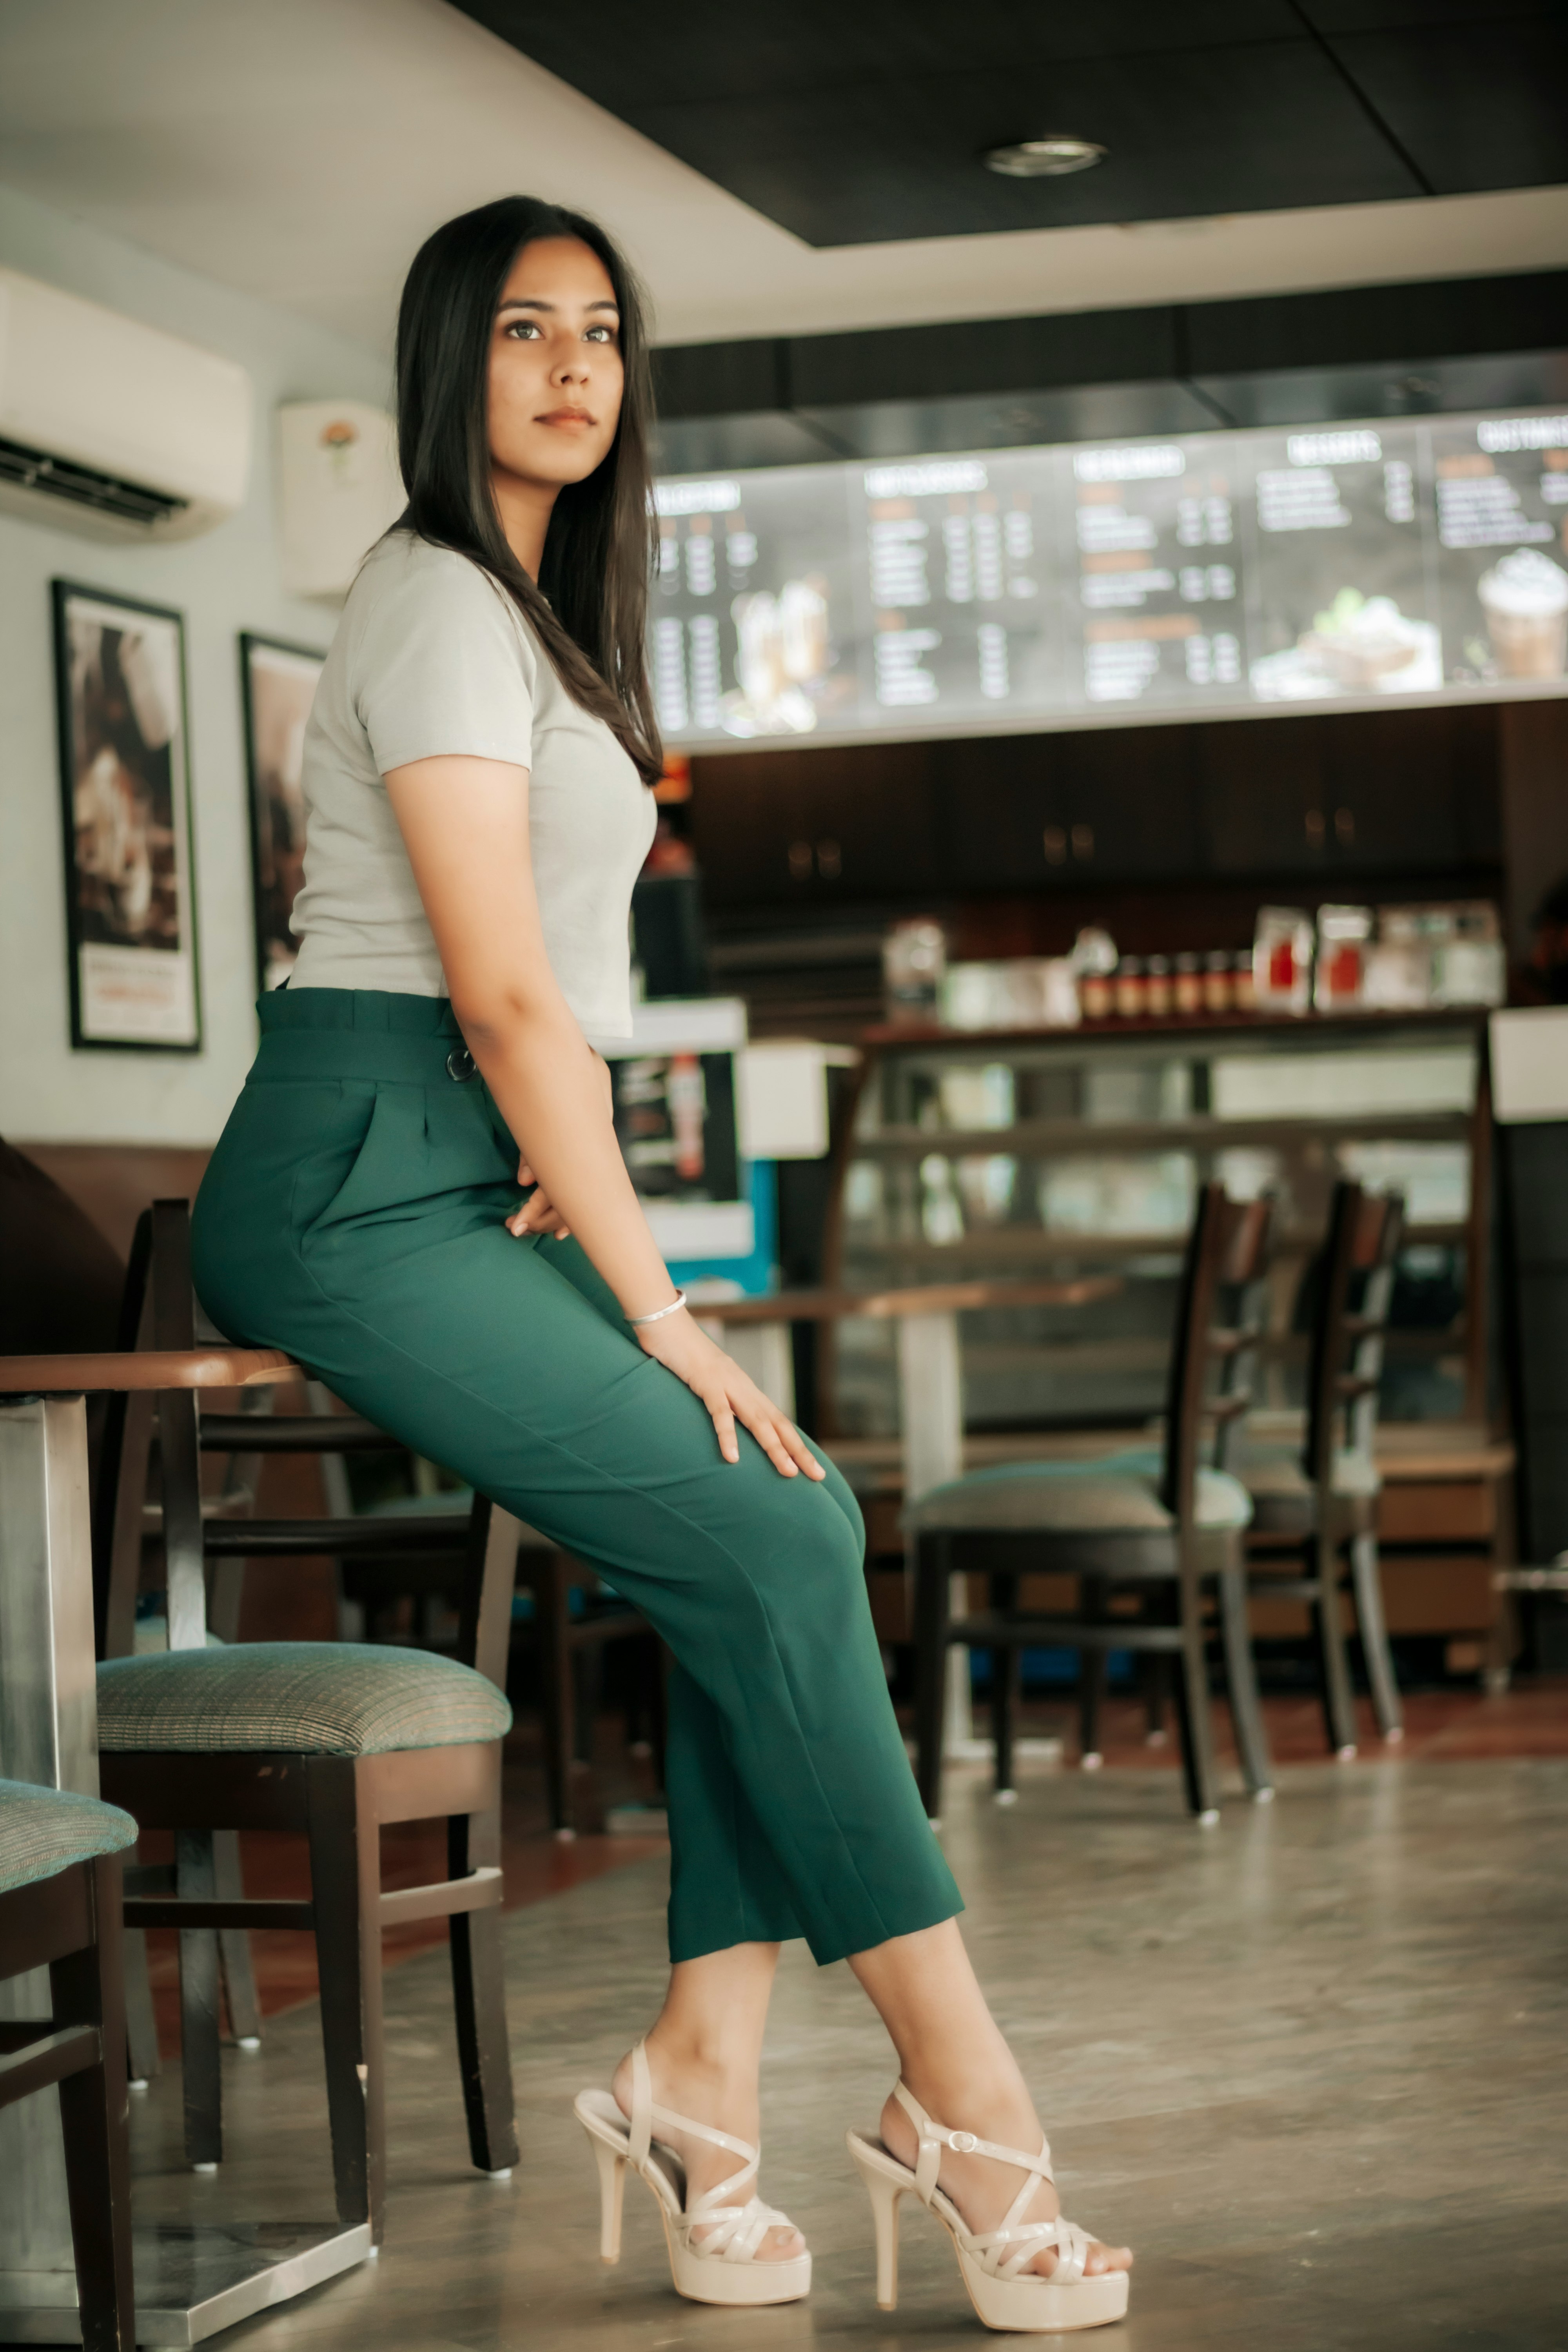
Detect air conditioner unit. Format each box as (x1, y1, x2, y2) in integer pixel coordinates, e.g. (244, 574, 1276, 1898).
(0, 266, 251, 541)
(277, 400, 405, 601)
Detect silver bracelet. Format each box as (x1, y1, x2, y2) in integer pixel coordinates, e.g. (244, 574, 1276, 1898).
(627, 1289, 688, 1327)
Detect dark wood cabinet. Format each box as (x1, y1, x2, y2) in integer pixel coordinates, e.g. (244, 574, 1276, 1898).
(691, 705, 1502, 912)
(690, 742, 941, 905)
(1195, 706, 1499, 880)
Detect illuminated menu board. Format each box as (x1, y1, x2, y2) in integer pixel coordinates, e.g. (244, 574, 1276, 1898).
(650, 406, 1568, 748)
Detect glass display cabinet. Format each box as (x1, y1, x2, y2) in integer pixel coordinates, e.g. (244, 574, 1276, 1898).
(820, 1010, 1492, 1448)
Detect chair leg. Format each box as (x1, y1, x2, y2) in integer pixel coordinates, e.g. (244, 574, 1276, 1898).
(989, 1572, 1018, 1797)
(1311, 1532, 1360, 1759)
(1141, 1651, 1171, 1746)
(175, 1830, 221, 2167)
(53, 1859, 135, 2352)
(447, 1808, 519, 2177)
(911, 1534, 950, 1819)
(1349, 1530, 1404, 1741)
(1173, 1552, 1221, 1821)
(1218, 1562, 1274, 1799)
(306, 1760, 376, 2236)
(213, 1831, 262, 2047)
(1078, 1580, 1107, 1766)
(533, 1557, 575, 1836)
(120, 1926, 162, 2083)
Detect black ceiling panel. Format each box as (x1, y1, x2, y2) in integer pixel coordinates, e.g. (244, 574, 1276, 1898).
(463, 3, 1307, 115)
(1314, 20, 1568, 193)
(455, 0, 1564, 247)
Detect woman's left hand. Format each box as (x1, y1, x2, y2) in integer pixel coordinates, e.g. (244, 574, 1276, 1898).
(506, 1157, 570, 1238)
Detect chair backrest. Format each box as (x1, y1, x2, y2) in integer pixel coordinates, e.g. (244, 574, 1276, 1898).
(93, 1198, 520, 1685)
(1159, 1185, 1274, 1526)
(1302, 1181, 1405, 1489)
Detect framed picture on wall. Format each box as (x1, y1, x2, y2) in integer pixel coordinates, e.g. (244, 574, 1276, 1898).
(240, 633, 326, 992)
(51, 579, 201, 1052)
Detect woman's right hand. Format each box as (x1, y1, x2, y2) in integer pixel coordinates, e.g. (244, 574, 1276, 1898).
(633, 1307, 826, 1481)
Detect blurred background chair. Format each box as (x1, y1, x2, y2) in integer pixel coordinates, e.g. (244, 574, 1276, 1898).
(0, 1780, 138, 2352)
(1237, 1180, 1406, 1758)
(906, 1185, 1274, 1824)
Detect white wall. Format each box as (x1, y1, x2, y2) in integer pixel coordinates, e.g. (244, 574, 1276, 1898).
(0, 182, 389, 1146)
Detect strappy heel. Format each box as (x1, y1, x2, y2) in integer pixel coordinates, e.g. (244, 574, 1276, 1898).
(574, 2041, 811, 2307)
(847, 2082, 1129, 2333)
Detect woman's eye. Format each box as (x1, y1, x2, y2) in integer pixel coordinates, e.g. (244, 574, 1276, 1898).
(586, 325, 617, 343)
(505, 319, 541, 339)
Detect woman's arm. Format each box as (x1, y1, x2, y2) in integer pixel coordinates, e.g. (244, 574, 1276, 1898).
(384, 755, 823, 1479)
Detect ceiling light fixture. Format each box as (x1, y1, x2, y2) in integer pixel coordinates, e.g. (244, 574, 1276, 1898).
(984, 136, 1106, 179)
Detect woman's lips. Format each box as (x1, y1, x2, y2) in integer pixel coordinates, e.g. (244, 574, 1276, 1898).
(537, 409, 595, 426)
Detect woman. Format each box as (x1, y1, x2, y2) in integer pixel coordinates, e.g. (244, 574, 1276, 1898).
(192, 196, 1131, 2332)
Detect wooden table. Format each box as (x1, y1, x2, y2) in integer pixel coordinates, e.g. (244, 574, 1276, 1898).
(0, 1350, 375, 2346)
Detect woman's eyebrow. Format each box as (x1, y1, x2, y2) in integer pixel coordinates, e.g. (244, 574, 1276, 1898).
(495, 296, 621, 315)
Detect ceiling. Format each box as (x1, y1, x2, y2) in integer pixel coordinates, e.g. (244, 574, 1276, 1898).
(0, 0, 1566, 359)
(457, 1, 1568, 247)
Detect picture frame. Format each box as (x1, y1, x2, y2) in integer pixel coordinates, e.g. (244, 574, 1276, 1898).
(239, 632, 327, 993)
(52, 579, 201, 1052)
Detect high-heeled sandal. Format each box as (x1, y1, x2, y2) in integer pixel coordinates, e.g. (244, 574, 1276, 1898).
(847, 2082, 1129, 2333)
(574, 2041, 811, 2307)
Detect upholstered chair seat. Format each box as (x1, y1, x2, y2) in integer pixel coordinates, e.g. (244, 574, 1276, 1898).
(96, 1642, 512, 1758)
(0, 1781, 138, 1895)
(906, 1449, 1254, 1541)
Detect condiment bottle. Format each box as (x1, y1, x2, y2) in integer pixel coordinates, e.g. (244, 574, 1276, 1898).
(1114, 956, 1147, 1019)
(1231, 950, 1257, 1013)
(1203, 950, 1232, 1014)
(1079, 968, 1113, 1021)
(1144, 954, 1172, 1017)
(1173, 952, 1203, 1017)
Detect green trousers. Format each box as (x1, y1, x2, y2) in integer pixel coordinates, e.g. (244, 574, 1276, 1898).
(191, 989, 961, 1965)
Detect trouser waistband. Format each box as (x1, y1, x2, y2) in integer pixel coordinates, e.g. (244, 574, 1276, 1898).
(253, 988, 474, 1083)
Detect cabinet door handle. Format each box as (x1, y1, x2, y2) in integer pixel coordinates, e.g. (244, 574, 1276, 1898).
(788, 839, 813, 879)
(816, 838, 842, 879)
(1070, 823, 1094, 860)
(1042, 825, 1067, 865)
(1334, 806, 1355, 846)
(1305, 808, 1326, 847)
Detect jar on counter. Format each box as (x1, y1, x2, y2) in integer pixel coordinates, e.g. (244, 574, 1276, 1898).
(1144, 954, 1172, 1016)
(1231, 950, 1258, 1013)
(1203, 950, 1233, 1014)
(1079, 968, 1114, 1021)
(1114, 956, 1147, 1019)
(1173, 952, 1203, 1017)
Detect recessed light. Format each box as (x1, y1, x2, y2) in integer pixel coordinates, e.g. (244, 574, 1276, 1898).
(984, 137, 1107, 179)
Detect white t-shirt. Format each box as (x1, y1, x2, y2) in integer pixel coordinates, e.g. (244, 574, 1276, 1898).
(289, 531, 656, 1039)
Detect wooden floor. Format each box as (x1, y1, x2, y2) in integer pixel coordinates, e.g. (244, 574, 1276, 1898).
(122, 1716, 1568, 2351)
(137, 1679, 1568, 2040)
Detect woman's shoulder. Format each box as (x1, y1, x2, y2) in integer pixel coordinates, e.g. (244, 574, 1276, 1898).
(344, 533, 537, 668)
(349, 528, 506, 612)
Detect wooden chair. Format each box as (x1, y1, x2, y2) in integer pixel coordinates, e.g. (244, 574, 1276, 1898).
(93, 1203, 521, 2241)
(1238, 1181, 1406, 1757)
(907, 1185, 1275, 1824)
(0, 1781, 138, 2352)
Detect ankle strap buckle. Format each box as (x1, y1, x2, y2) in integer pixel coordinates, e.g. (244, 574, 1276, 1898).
(947, 2129, 978, 2154)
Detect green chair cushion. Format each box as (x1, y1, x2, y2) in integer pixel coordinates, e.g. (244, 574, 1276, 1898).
(0, 1780, 138, 1896)
(904, 1449, 1253, 1536)
(97, 1642, 512, 1758)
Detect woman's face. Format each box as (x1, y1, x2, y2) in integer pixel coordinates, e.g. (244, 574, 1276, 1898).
(486, 236, 624, 492)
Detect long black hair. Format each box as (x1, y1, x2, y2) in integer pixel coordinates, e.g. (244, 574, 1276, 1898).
(394, 195, 662, 783)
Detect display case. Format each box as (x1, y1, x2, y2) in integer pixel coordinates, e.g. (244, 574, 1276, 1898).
(822, 1009, 1492, 1446)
